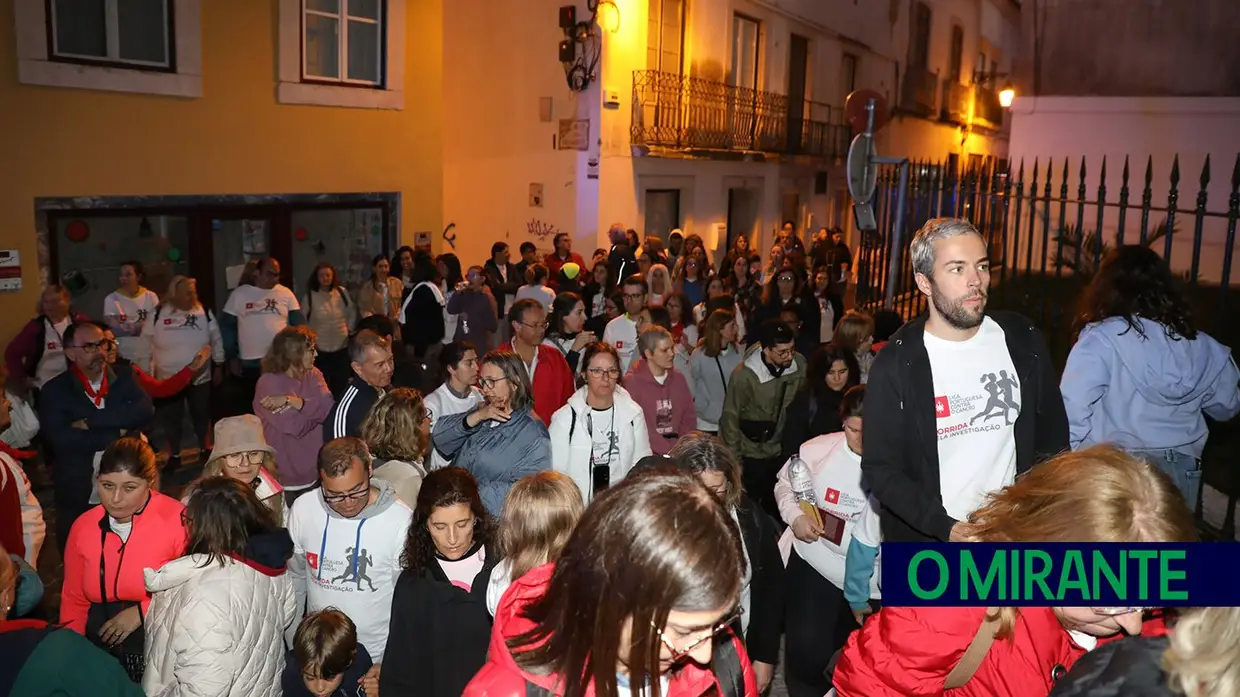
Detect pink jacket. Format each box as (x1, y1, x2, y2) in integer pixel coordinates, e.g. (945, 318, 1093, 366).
(624, 358, 697, 455)
(253, 368, 334, 488)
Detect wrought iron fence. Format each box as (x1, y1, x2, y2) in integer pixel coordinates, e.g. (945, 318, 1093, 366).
(854, 153, 1240, 538)
(631, 70, 848, 159)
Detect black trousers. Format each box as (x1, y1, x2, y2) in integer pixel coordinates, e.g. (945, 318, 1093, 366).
(783, 552, 861, 697)
(155, 382, 211, 457)
(740, 455, 784, 524)
(314, 347, 352, 399)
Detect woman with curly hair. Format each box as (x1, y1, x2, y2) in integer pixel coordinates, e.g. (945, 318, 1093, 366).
(362, 387, 431, 507)
(1062, 245, 1240, 511)
(381, 467, 499, 697)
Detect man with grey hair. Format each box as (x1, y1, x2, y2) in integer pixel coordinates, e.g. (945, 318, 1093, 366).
(861, 217, 1066, 544)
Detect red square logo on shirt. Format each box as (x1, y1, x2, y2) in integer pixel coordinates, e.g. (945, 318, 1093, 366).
(245, 302, 254, 310)
(934, 396, 951, 418)
(615, 341, 624, 348)
(306, 552, 318, 570)
(825, 488, 841, 504)
(164, 318, 174, 325)
(46, 341, 57, 349)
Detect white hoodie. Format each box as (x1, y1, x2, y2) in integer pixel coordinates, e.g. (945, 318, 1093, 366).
(773, 432, 881, 600)
(549, 386, 652, 503)
(286, 479, 413, 659)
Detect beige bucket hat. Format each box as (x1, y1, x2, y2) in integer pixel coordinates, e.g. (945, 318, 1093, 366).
(206, 414, 275, 464)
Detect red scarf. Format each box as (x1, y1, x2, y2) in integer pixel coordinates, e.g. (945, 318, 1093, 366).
(0, 441, 36, 461)
(71, 364, 110, 407)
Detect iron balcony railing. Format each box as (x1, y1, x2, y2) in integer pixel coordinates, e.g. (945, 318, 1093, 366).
(901, 65, 938, 118)
(940, 81, 1005, 130)
(630, 69, 848, 159)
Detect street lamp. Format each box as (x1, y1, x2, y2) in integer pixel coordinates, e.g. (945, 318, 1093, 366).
(998, 82, 1015, 108)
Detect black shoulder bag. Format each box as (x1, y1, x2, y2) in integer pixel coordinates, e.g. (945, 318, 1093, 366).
(85, 523, 147, 682)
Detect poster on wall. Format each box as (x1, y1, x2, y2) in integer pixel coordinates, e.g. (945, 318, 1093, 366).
(242, 220, 267, 254)
(558, 119, 590, 151)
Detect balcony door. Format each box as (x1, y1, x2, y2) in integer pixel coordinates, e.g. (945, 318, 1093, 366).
(646, 0, 686, 138)
(730, 14, 761, 149)
(786, 34, 809, 153)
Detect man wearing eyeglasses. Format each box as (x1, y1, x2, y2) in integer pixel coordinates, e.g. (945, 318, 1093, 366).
(38, 321, 154, 553)
(501, 299, 573, 425)
(287, 437, 412, 663)
(720, 319, 806, 521)
(602, 273, 649, 375)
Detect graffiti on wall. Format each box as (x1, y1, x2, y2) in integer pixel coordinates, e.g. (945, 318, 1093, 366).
(527, 219, 560, 243)
(442, 223, 457, 249)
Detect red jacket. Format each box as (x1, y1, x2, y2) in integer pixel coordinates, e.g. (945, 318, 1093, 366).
(834, 606, 1168, 697)
(624, 358, 697, 455)
(543, 252, 585, 290)
(501, 343, 574, 426)
(60, 491, 187, 634)
(465, 563, 759, 697)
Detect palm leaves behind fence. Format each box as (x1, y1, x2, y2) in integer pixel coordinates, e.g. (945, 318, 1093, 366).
(854, 152, 1240, 538)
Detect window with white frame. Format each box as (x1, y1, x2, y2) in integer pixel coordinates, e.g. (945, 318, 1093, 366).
(302, 0, 384, 85)
(47, 0, 174, 70)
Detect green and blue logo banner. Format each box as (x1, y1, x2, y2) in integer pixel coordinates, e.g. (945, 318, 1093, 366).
(881, 543, 1237, 607)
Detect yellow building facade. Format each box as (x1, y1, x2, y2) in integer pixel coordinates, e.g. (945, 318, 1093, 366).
(0, 0, 443, 341)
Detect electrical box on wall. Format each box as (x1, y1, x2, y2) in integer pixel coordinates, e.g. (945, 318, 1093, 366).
(0, 250, 21, 291)
(604, 90, 620, 109)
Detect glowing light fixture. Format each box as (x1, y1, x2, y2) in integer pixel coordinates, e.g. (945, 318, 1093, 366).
(999, 83, 1015, 108)
(596, 0, 620, 33)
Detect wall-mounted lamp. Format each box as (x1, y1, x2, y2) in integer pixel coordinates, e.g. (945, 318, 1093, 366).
(998, 82, 1015, 108)
(595, 0, 621, 34)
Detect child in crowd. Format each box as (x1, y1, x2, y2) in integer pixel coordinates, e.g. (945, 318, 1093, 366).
(282, 609, 380, 697)
(485, 471, 584, 616)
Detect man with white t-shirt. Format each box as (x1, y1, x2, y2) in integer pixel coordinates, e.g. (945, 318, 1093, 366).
(221, 257, 304, 414)
(602, 274, 648, 375)
(861, 218, 1067, 544)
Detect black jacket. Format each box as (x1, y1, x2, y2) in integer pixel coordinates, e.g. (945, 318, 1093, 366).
(781, 388, 845, 463)
(861, 311, 1068, 542)
(39, 364, 155, 504)
(401, 284, 446, 354)
(734, 495, 784, 667)
(282, 644, 373, 697)
(380, 547, 498, 697)
(483, 261, 520, 320)
(1048, 635, 1174, 697)
(323, 377, 383, 441)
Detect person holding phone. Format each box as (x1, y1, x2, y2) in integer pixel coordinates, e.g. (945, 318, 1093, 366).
(549, 342, 650, 502)
(772, 385, 876, 697)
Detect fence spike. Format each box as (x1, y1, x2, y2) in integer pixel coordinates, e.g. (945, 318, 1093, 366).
(1144, 155, 1154, 188)
(1077, 156, 1087, 198)
(1016, 158, 1025, 186)
(1060, 158, 1070, 198)
(1099, 155, 1107, 182)
(1170, 154, 1181, 185)
(1079, 156, 1087, 184)
(1200, 154, 1212, 188)
(1122, 155, 1130, 185)
(1232, 153, 1240, 191)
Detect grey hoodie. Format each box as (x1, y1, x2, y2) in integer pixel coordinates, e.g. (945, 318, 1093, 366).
(286, 478, 413, 659)
(1061, 316, 1240, 457)
(689, 344, 743, 430)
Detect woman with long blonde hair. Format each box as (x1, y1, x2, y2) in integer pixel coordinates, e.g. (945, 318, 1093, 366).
(834, 444, 1197, 697)
(362, 387, 431, 507)
(485, 471, 584, 616)
(1049, 605, 1240, 697)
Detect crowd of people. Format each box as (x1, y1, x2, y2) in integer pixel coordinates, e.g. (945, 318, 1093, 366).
(0, 217, 1238, 697)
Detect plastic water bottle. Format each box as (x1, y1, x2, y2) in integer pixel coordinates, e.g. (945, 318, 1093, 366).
(788, 456, 824, 528)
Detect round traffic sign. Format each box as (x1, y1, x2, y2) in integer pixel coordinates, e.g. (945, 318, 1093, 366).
(846, 133, 878, 205)
(845, 90, 890, 134)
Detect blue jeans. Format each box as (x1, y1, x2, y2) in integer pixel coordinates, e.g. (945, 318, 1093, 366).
(1138, 449, 1201, 513)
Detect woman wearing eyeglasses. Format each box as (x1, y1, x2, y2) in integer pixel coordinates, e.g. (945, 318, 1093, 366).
(253, 326, 334, 505)
(431, 349, 551, 515)
(191, 415, 286, 525)
(548, 342, 651, 503)
(464, 467, 759, 697)
(833, 444, 1197, 697)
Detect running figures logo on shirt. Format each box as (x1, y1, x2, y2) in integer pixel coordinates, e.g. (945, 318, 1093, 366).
(312, 546, 380, 593)
(655, 398, 674, 434)
(935, 370, 1020, 440)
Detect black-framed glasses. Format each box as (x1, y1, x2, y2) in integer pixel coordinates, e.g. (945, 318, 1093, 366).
(652, 608, 743, 661)
(74, 339, 118, 354)
(623, 292, 646, 300)
(478, 376, 509, 390)
(586, 367, 621, 379)
(322, 486, 370, 504)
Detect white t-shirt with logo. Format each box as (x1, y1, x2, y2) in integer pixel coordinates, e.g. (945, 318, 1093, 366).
(425, 384, 484, 470)
(587, 406, 619, 469)
(924, 316, 1020, 521)
(223, 284, 300, 361)
(602, 314, 639, 375)
(782, 433, 882, 597)
(103, 288, 159, 368)
(34, 317, 71, 388)
(144, 304, 223, 384)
